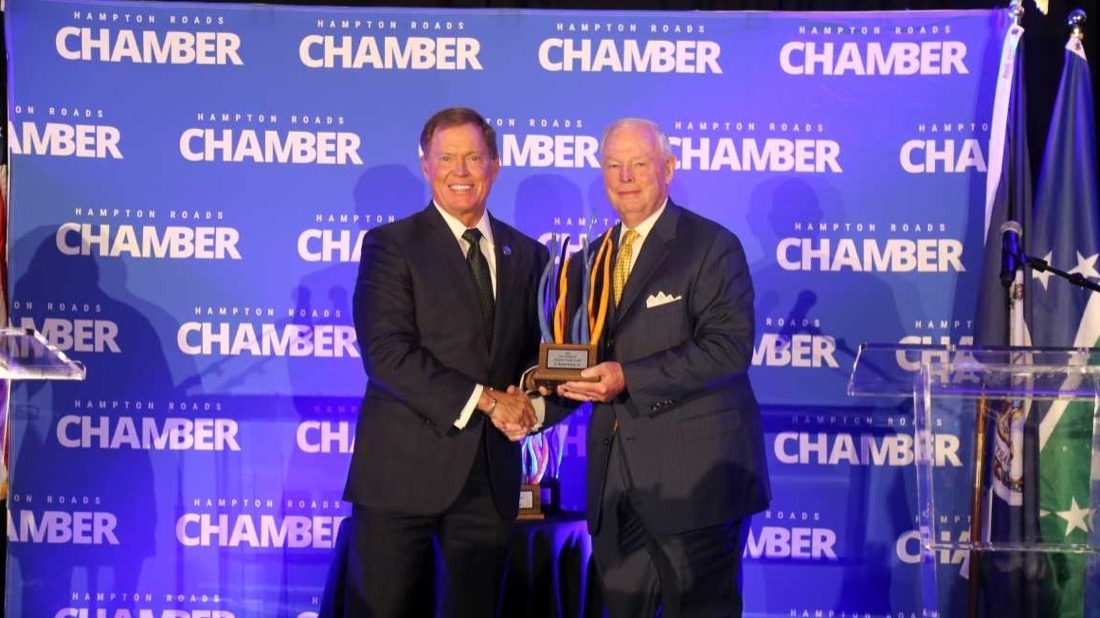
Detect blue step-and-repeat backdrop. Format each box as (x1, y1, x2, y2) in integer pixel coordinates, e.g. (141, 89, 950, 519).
(5, 0, 1006, 615)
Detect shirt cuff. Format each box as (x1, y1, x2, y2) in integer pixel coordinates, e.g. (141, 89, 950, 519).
(530, 394, 546, 432)
(521, 365, 538, 392)
(454, 384, 483, 430)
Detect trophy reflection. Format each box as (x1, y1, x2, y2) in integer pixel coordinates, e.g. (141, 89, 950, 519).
(518, 424, 568, 520)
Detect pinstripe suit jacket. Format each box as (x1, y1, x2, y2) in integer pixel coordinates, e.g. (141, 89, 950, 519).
(577, 202, 771, 535)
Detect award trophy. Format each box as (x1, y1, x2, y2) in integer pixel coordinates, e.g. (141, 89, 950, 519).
(518, 229, 615, 519)
(528, 230, 614, 388)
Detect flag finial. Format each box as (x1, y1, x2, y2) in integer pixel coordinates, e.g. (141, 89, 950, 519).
(1068, 9, 1086, 41)
(1009, 0, 1026, 25)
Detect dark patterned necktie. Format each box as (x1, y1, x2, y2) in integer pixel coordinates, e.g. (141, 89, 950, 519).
(462, 228, 494, 346)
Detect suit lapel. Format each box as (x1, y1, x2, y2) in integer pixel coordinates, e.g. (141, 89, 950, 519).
(419, 205, 491, 350)
(615, 203, 680, 324)
(489, 215, 517, 360)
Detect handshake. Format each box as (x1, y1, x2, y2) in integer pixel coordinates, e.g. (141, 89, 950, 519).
(479, 386, 539, 442)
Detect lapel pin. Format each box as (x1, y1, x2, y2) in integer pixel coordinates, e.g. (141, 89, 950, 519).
(503, 245, 512, 256)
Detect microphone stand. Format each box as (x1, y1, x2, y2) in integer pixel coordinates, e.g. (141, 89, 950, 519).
(1021, 253, 1100, 294)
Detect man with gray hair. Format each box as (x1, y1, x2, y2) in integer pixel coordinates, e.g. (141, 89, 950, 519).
(556, 118, 771, 617)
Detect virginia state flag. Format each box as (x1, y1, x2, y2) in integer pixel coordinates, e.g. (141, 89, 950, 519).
(1029, 32, 1100, 618)
(973, 20, 1044, 618)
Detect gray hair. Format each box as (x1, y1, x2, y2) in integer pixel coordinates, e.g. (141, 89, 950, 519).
(599, 118, 673, 159)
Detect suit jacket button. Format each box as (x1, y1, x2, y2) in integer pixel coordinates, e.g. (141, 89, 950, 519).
(603, 438, 610, 446)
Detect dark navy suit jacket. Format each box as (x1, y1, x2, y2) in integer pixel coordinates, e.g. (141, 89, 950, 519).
(343, 204, 547, 520)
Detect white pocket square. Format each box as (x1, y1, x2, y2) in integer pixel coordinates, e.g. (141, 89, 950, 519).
(646, 291, 683, 309)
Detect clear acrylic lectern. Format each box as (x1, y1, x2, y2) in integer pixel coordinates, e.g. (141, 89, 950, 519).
(849, 343, 1100, 616)
(0, 327, 87, 381)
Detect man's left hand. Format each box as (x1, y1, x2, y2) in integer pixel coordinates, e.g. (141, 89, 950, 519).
(557, 361, 625, 403)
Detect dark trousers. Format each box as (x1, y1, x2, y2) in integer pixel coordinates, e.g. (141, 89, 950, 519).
(593, 437, 749, 618)
(342, 438, 511, 618)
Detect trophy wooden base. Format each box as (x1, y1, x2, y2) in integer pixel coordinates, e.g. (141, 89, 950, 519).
(530, 343, 599, 387)
(517, 483, 544, 520)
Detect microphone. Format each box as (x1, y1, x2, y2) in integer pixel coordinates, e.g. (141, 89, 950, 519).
(999, 220, 1023, 286)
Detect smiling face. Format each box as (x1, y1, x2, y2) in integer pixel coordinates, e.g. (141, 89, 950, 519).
(600, 121, 676, 229)
(420, 122, 500, 228)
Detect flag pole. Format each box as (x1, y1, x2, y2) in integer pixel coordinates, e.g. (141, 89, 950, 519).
(969, 396, 992, 618)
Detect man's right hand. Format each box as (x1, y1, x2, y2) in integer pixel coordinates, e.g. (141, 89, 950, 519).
(480, 387, 536, 441)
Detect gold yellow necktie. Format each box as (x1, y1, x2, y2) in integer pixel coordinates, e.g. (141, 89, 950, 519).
(612, 229, 638, 306)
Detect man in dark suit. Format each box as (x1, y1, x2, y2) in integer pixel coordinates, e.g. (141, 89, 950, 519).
(342, 107, 547, 617)
(557, 118, 771, 617)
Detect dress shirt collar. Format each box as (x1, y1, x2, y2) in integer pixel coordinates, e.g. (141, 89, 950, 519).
(618, 198, 668, 245)
(433, 202, 495, 249)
